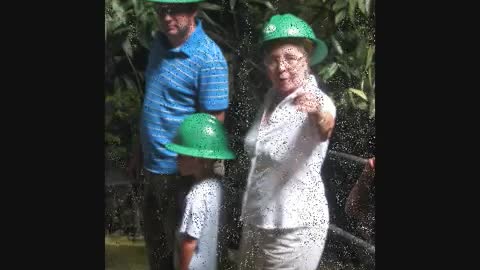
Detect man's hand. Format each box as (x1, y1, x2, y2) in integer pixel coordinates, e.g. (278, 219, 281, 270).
(207, 111, 225, 123)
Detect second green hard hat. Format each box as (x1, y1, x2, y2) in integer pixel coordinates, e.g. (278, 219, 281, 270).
(166, 113, 236, 160)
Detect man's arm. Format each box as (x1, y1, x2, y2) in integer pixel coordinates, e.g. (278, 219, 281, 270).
(198, 55, 230, 124)
(206, 110, 225, 123)
(345, 158, 375, 219)
(205, 110, 226, 176)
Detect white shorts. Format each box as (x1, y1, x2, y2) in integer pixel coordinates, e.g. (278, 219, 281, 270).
(238, 224, 328, 270)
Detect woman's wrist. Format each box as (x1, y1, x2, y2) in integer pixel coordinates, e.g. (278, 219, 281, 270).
(310, 110, 326, 125)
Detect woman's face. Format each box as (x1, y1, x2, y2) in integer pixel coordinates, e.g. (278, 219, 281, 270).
(264, 42, 310, 97)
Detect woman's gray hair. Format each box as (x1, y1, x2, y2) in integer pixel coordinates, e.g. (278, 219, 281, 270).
(262, 38, 314, 58)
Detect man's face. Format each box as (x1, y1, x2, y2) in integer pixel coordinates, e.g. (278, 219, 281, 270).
(155, 4, 197, 39)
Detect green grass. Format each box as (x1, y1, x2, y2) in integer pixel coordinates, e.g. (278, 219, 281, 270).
(105, 235, 148, 270)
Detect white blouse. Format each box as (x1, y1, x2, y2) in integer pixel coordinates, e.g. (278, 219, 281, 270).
(241, 75, 336, 229)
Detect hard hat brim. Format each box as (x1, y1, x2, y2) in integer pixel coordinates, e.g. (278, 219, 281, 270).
(166, 143, 236, 160)
(310, 38, 328, 66)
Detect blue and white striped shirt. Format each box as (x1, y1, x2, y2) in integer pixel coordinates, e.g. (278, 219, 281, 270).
(140, 20, 229, 174)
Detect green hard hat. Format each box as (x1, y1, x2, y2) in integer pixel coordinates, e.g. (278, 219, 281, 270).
(166, 113, 236, 160)
(145, 0, 203, 3)
(261, 13, 328, 66)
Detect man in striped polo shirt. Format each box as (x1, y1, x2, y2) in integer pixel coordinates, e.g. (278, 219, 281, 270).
(127, 0, 229, 269)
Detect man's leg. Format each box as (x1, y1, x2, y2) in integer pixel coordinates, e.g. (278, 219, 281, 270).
(142, 171, 175, 270)
(172, 175, 194, 224)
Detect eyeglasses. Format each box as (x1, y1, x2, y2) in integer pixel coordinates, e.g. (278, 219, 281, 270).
(154, 4, 195, 16)
(264, 55, 305, 70)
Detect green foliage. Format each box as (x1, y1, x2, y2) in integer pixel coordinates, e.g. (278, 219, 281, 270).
(105, 3, 376, 261)
(105, 0, 157, 162)
(105, 0, 376, 164)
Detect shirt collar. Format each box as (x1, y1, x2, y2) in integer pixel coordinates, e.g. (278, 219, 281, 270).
(158, 19, 204, 57)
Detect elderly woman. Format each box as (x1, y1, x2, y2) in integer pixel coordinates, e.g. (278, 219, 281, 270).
(238, 14, 336, 270)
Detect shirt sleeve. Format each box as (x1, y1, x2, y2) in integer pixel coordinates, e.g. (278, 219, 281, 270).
(179, 192, 207, 239)
(197, 58, 230, 112)
(319, 92, 336, 119)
